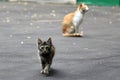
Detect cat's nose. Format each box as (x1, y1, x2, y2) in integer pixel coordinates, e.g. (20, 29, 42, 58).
(43, 49, 47, 53)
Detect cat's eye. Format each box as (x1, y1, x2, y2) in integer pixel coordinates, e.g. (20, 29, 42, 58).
(45, 46, 49, 49)
(40, 46, 44, 50)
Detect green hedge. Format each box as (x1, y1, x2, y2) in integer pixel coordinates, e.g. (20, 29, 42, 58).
(77, 0, 120, 6)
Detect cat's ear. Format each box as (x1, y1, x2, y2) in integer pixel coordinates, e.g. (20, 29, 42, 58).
(79, 3, 83, 8)
(47, 37, 52, 46)
(38, 38, 42, 45)
(77, 3, 82, 10)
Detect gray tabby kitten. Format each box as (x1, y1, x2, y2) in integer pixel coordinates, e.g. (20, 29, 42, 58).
(38, 37, 55, 76)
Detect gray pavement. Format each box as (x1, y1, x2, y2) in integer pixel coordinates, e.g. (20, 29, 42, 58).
(0, 2, 120, 80)
(9, 0, 75, 4)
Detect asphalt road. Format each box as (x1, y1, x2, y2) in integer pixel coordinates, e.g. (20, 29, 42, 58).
(0, 2, 120, 80)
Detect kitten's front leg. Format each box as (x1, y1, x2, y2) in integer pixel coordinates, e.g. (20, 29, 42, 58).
(41, 59, 45, 74)
(44, 64, 50, 75)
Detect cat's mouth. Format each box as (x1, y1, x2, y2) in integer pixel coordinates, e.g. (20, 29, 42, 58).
(41, 52, 48, 56)
(82, 9, 88, 14)
(43, 51, 49, 54)
(83, 6, 89, 13)
(83, 9, 88, 12)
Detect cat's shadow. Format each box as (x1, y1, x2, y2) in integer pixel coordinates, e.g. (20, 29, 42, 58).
(48, 68, 58, 76)
(46, 68, 65, 77)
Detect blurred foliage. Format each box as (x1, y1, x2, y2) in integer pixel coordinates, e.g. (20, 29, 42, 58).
(77, 0, 120, 6)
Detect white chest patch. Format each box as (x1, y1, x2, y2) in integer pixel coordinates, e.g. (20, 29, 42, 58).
(72, 11, 83, 27)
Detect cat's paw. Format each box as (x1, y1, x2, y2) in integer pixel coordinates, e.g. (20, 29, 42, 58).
(44, 70, 49, 75)
(74, 32, 83, 37)
(80, 31, 84, 36)
(40, 70, 44, 74)
(73, 33, 80, 37)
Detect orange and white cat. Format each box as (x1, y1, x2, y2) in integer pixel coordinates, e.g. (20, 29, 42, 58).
(62, 3, 89, 37)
